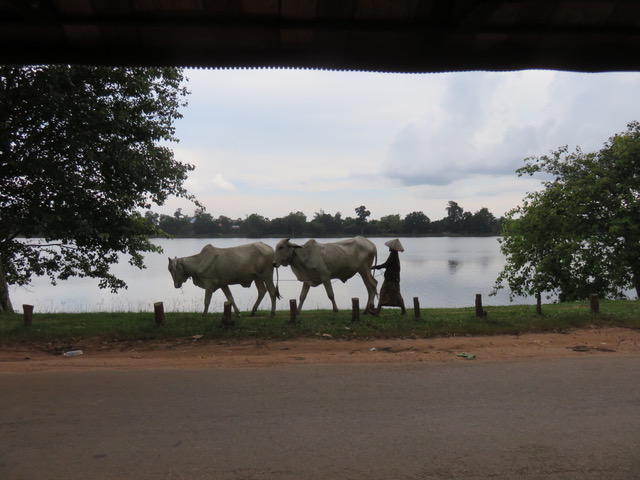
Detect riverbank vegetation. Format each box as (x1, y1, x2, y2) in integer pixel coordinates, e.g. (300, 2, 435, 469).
(1, 300, 638, 346)
(148, 200, 503, 238)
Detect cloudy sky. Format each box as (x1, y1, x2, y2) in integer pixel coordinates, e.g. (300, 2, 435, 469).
(162, 68, 640, 223)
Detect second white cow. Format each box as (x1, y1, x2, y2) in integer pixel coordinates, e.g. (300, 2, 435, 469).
(273, 236, 378, 314)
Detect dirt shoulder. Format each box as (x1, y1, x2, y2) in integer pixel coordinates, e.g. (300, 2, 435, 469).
(1, 326, 639, 373)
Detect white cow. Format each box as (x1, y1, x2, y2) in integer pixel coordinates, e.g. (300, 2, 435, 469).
(273, 236, 378, 314)
(168, 242, 279, 316)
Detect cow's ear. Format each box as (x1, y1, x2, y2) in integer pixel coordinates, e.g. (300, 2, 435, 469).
(292, 243, 302, 249)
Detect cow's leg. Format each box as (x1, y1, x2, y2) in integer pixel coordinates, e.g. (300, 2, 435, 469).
(297, 283, 311, 314)
(203, 288, 213, 316)
(361, 269, 378, 315)
(322, 280, 340, 313)
(250, 280, 267, 316)
(264, 278, 278, 316)
(221, 285, 242, 315)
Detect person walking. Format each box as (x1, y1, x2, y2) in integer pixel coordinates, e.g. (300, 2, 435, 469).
(372, 239, 406, 315)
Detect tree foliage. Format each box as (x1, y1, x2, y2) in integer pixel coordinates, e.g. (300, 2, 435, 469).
(494, 121, 640, 302)
(153, 203, 502, 238)
(354, 205, 371, 234)
(0, 65, 195, 312)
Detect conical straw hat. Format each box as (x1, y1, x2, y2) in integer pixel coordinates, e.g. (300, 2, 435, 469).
(384, 238, 404, 252)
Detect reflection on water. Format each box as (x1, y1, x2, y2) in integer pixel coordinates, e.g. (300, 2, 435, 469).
(447, 260, 461, 274)
(11, 236, 535, 312)
(478, 256, 490, 273)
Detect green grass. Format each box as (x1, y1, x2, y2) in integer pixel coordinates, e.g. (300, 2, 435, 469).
(1, 299, 639, 345)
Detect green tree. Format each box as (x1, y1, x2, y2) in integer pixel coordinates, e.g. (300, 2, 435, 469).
(243, 213, 269, 237)
(355, 205, 370, 235)
(0, 65, 195, 312)
(468, 207, 500, 234)
(192, 208, 219, 236)
(365, 219, 381, 235)
(216, 215, 236, 234)
(284, 211, 307, 237)
(341, 216, 359, 235)
(494, 121, 640, 302)
(158, 209, 193, 236)
(445, 201, 464, 233)
(378, 214, 402, 234)
(309, 210, 342, 236)
(403, 211, 431, 235)
(144, 210, 160, 227)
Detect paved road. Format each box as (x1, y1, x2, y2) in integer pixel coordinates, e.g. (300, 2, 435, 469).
(2, 357, 639, 480)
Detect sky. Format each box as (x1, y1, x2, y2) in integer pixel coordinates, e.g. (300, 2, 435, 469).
(162, 68, 640, 223)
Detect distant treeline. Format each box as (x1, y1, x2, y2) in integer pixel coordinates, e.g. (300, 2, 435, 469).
(145, 201, 504, 238)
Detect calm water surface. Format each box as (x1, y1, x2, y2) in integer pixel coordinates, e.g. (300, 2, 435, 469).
(11, 237, 534, 313)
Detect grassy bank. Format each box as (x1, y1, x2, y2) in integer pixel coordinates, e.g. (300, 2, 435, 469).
(1, 300, 639, 345)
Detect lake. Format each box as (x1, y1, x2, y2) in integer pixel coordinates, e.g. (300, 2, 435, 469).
(10, 236, 535, 313)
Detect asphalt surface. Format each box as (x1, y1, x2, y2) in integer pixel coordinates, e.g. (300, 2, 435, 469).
(2, 357, 639, 480)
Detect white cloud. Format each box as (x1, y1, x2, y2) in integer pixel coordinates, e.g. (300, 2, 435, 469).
(212, 173, 235, 190)
(157, 68, 640, 222)
(380, 70, 640, 187)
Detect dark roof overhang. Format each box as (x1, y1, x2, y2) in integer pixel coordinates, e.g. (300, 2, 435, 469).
(3, 1, 640, 73)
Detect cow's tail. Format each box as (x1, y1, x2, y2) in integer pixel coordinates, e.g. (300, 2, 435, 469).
(274, 267, 282, 299)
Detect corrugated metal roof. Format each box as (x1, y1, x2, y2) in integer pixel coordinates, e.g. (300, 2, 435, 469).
(2, 0, 640, 72)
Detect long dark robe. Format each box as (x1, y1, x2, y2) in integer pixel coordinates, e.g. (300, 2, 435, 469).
(373, 250, 406, 313)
